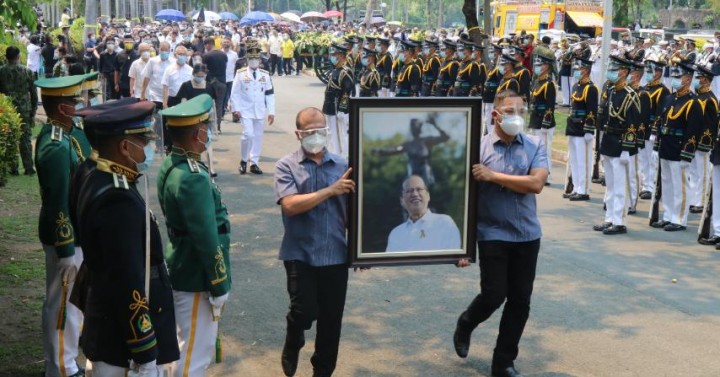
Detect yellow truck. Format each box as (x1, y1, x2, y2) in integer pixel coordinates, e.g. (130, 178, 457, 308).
(492, 0, 604, 38)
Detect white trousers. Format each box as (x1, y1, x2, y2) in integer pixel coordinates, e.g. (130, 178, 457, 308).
(530, 128, 554, 178)
(560, 75, 571, 105)
(629, 153, 639, 209)
(241, 117, 266, 165)
(688, 151, 710, 207)
(42, 245, 83, 377)
(482, 103, 494, 136)
(327, 113, 349, 158)
(91, 361, 171, 377)
(639, 139, 658, 193)
(568, 136, 592, 195)
(602, 156, 628, 225)
(711, 165, 720, 237)
(660, 159, 690, 226)
(174, 291, 218, 377)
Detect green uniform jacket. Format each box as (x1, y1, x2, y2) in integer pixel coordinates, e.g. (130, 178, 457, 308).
(157, 149, 231, 296)
(35, 123, 91, 258)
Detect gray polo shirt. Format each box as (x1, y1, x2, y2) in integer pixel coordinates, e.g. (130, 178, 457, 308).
(274, 148, 349, 266)
(476, 131, 548, 242)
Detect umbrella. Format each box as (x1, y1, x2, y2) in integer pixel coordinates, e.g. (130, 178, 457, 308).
(300, 11, 327, 22)
(155, 9, 185, 22)
(268, 12, 282, 21)
(280, 12, 301, 23)
(324, 10, 343, 18)
(240, 11, 274, 25)
(192, 10, 221, 22)
(219, 12, 239, 20)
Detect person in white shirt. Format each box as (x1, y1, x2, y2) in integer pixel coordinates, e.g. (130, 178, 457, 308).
(268, 31, 282, 76)
(142, 41, 175, 151)
(230, 41, 275, 175)
(128, 43, 151, 99)
(26, 35, 41, 77)
(162, 45, 193, 109)
(386, 175, 461, 252)
(222, 36, 239, 118)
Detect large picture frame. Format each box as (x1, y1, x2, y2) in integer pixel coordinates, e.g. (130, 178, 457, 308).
(348, 98, 481, 267)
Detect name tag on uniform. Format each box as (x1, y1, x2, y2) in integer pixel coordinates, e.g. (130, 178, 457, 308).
(51, 126, 63, 141)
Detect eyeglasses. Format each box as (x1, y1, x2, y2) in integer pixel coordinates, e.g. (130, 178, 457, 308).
(296, 127, 330, 137)
(498, 106, 528, 117)
(403, 187, 427, 195)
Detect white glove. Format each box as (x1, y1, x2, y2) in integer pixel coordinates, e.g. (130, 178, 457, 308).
(649, 134, 656, 142)
(540, 127, 549, 134)
(680, 160, 691, 170)
(209, 293, 229, 310)
(128, 360, 159, 377)
(619, 151, 630, 166)
(57, 256, 76, 280)
(584, 133, 593, 144)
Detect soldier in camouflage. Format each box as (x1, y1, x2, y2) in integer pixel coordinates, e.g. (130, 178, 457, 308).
(0, 46, 38, 175)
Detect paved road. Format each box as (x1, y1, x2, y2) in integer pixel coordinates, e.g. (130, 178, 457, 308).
(146, 74, 720, 377)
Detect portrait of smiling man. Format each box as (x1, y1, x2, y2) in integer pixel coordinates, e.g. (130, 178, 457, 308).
(385, 174, 462, 252)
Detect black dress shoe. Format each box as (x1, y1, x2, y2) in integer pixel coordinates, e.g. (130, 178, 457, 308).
(453, 316, 472, 358)
(562, 192, 575, 199)
(627, 207, 637, 215)
(593, 222, 612, 231)
(281, 333, 305, 377)
(250, 164, 263, 174)
(690, 206, 704, 214)
(591, 176, 604, 184)
(569, 193, 590, 201)
(699, 235, 720, 245)
(603, 225, 627, 234)
(639, 190, 652, 200)
(492, 366, 525, 377)
(238, 161, 247, 174)
(651, 220, 670, 228)
(664, 223, 687, 231)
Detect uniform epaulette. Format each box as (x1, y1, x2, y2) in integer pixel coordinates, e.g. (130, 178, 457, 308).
(51, 125, 64, 142)
(258, 68, 269, 74)
(237, 67, 248, 73)
(112, 173, 130, 190)
(187, 158, 200, 173)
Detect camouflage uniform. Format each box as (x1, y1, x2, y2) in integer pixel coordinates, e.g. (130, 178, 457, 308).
(0, 62, 38, 174)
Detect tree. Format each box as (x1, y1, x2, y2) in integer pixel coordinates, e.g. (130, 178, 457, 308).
(0, 0, 38, 32)
(84, 0, 97, 43)
(364, 0, 376, 28)
(461, 0, 488, 48)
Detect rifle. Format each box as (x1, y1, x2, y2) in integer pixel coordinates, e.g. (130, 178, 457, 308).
(698, 178, 713, 241)
(591, 128, 602, 181)
(564, 158, 574, 194)
(648, 96, 674, 225)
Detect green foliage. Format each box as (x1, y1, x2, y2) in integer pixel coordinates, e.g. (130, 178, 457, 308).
(294, 31, 337, 54)
(0, 0, 37, 32)
(361, 132, 467, 252)
(49, 17, 86, 58)
(0, 94, 23, 186)
(0, 37, 27, 65)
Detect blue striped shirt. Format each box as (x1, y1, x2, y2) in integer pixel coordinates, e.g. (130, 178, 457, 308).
(274, 148, 349, 266)
(476, 132, 548, 242)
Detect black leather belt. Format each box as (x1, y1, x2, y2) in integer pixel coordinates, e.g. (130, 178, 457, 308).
(169, 223, 229, 237)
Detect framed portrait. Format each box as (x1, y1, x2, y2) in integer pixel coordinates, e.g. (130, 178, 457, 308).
(348, 98, 481, 267)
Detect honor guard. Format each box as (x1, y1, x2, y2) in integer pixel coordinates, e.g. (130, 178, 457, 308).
(496, 54, 521, 97)
(627, 60, 652, 213)
(528, 55, 557, 182)
(410, 37, 426, 68)
(452, 41, 482, 97)
(394, 40, 422, 97)
(390, 37, 404, 94)
(688, 63, 719, 213)
(482, 44, 504, 134)
(358, 47, 381, 97)
(471, 43, 488, 97)
(650, 62, 704, 231)
(71, 100, 180, 376)
(592, 79, 614, 184)
(433, 40, 459, 97)
(511, 45, 532, 103)
(364, 35, 377, 55)
(33, 74, 92, 377)
(343, 36, 363, 88)
(593, 56, 642, 235)
(639, 59, 671, 199)
(322, 43, 354, 157)
(158, 94, 232, 377)
(421, 40, 442, 96)
(230, 40, 276, 175)
(375, 37, 393, 97)
(563, 57, 598, 201)
(700, 78, 720, 247)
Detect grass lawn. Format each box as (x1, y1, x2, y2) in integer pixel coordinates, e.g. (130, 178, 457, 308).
(553, 107, 569, 153)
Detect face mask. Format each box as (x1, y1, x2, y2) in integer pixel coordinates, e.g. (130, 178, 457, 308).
(499, 114, 525, 136)
(498, 65, 506, 75)
(398, 53, 406, 63)
(177, 55, 187, 65)
(643, 72, 654, 82)
(534, 65, 544, 75)
(607, 70, 619, 83)
(671, 77, 683, 90)
(248, 58, 260, 69)
(199, 127, 213, 149)
(457, 51, 465, 59)
(423, 48, 430, 55)
(160, 51, 170, 60)
(141, 51, 150, 60)
(301, 133, 327, 154)
(361, 57, 369, 66)
(193, 75, 206, 84)
(440, 50, 447, 59)
(573, 70, 581, 80)
(489, 52, 496, 60)
(692, 78, 701, 90)
(107, 44, 115, 51)
(375, 45, 382, 53)
(130, 141, 155, 173)
(330, 56, 338, 65)
(183, 35, 190, 41)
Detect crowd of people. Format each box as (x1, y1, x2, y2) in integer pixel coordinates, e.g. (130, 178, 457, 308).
(4, 11, 720, 377)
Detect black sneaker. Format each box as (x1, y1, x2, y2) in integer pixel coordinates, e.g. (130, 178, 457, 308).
(238, 161, 247, 174)
(639, 190, 652, 200)
(569, 193, 590, 201)
(603, 225, 627, 235)
(250, 164, 263, 174)
(593, 222, 612, 231)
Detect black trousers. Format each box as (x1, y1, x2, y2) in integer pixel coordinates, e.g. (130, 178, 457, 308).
(269, 53, 281, 75)
(284, 261, 348, 377)
(283, 57, 294, 75)
(459, 239, 540, 371)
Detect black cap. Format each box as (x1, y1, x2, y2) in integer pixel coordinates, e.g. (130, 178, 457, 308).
(456, 40, 474, 51)
(609, 55, 633, 70)
(443, 40, 457, 50)
(343, 36, 358, 45)
(329, 43, 349, 54)
(631, 60, 645, 71)
(362, 47, 377, 57)
(511, 45, 525, 56)
(424, 40, 439, 48)
(535, 55, 555, 65)
(75, 98, 140, 118)
(694, 63, 717, 78)
(377, 37, 390, 46)
(671, 62, 695, 77)
(498, 54, 517, 65)
(364, 35, 376, 43)
(573, 57, 593, 68)
(398, 39, 417, 51)
(84, 101, 157, 138)
(644, 59, 667, 70)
